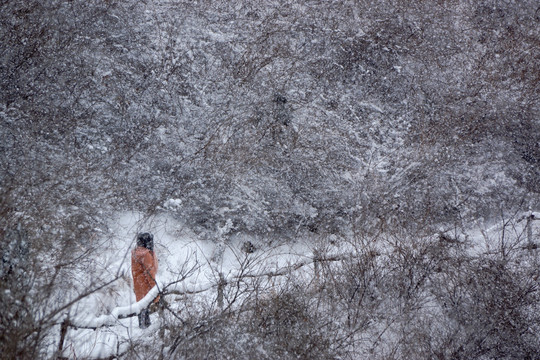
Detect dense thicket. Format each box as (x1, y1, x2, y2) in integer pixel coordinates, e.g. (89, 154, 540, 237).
(1, 0, 539, 358)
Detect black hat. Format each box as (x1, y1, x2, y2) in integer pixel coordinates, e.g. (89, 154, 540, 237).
(137, 232, 154, 251)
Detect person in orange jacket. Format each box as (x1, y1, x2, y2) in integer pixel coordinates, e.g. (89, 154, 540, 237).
(131, 232, 158, 328)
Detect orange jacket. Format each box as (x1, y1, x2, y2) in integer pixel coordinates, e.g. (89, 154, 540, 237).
(131, 246, 159, 302)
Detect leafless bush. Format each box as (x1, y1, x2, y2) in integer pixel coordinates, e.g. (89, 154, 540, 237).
(2, 0, 540, 358)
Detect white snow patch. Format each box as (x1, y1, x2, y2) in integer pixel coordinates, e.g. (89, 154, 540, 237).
(163, 198, 182, 210)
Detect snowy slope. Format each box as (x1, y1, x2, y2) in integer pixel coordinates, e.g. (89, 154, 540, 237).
(59, 211, 324, 358)
(56, 208, 540, 358)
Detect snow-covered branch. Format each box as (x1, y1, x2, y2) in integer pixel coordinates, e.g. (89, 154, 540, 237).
(65, 253, 352, 329)
(68, 285, 160, 329)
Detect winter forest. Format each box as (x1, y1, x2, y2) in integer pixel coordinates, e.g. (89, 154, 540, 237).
(1, 0, 540, 359)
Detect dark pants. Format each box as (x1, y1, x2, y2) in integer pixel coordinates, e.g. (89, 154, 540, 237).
(138, 308, 151, 328)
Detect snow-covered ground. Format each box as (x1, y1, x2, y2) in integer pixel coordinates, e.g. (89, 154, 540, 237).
(59, 211, 322, 358)
(57, 210, 540, 358)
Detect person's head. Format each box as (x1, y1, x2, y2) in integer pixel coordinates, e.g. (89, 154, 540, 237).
(137, 232, 154, 251)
